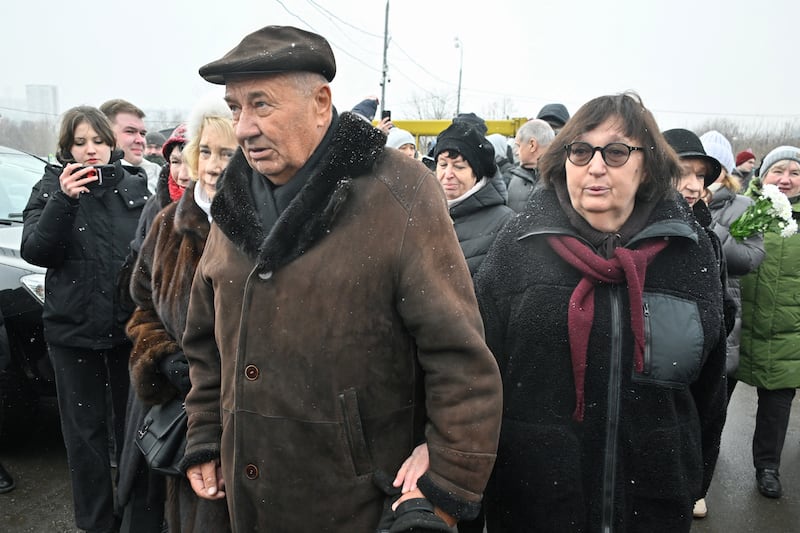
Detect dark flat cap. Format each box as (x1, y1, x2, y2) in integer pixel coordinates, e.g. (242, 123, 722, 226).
(199, 25, 336, 84)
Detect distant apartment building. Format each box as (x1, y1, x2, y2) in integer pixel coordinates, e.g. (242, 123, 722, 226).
(0, 84, 59, 122)
(25, 84, 59, 117)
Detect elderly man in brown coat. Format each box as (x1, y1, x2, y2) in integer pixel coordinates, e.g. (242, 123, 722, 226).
(179, 25, 503, 532)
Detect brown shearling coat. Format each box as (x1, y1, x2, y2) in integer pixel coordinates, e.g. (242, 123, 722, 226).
(180, 113, 503, 531)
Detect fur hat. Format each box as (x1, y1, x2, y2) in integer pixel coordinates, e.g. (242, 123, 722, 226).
(662, 128, 722, 188)
(199, 25, 336, 84)
(386, 128, 415, 150)
(434, 121, 495, 179)
(453, 112, 488, 136)
(699, 130, 735, 173)
(760, 146, 800, 180)
(187, 92, 233, 142)
(736, 149, 756, 167)
(537, 103, 570, 128)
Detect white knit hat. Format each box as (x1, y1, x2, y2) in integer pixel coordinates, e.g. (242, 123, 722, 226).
(699, 130, 735, 173)
(386, 128, 415, 150)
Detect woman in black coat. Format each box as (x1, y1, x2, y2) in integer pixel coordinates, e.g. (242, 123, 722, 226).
(433, 121, 514, 276)
(473, 93, 728, 532)
(21, 106, 149, 533)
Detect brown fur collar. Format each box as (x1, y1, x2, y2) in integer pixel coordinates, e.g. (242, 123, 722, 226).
(127, 183, 211, 405)
(210, 112, 386, 273)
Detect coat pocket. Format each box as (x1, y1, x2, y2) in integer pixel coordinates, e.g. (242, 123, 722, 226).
(339, 388, 373, 476)
(635, 292, 704, 388)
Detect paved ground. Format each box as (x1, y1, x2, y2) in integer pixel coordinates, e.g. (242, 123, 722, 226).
(691, 383, 800, 533)
(0, 384, 798, 532)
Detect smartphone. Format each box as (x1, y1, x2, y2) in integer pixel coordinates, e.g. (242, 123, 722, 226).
(77, 164, 116, 186)
(381, 110, 391, 120)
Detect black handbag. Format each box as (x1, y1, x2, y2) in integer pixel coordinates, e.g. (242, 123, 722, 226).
(135, 398, 187, 476)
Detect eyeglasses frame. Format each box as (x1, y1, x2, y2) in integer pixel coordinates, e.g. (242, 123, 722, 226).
(564, 142, 644, 167)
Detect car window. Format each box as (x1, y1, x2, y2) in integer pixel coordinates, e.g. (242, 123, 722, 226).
(0, 147, 47, 221)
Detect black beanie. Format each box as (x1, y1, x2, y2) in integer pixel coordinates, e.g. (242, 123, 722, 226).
(434, 122, 496, 179)
(452, 112, 488, 136)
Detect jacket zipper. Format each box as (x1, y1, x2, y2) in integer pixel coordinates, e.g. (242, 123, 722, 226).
(642, 300, 651, 375)
(601, 287, 623, 532)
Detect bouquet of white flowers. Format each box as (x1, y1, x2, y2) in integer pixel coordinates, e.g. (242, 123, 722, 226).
(730, 183, 798, 241)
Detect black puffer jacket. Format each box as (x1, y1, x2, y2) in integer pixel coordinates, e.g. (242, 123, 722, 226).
(21, 162, 150, 349)
(474, 187, 728, 533)
(449, 174, 514, 276)
(506, 165, 539, 212)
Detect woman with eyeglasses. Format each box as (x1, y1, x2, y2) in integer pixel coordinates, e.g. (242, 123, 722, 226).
(471, 92, 728, 532)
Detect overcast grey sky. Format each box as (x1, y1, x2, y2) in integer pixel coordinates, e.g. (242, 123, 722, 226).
(2, 0, 798, 132)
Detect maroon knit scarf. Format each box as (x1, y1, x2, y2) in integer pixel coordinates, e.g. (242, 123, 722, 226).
(546, 235, 669, 421)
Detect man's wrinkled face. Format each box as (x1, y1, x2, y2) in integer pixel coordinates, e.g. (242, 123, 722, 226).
(224, 74, 329, 185)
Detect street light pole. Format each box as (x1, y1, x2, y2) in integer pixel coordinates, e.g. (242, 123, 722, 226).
(454, 36, 463, 115)
(380, 0, 390, 117)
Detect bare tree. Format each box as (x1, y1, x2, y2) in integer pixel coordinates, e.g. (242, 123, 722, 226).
(695, 118, 800, 164)
(482, 97, 518, 120)
(406, 91, 453, 120)
(0, 118, 56, 157)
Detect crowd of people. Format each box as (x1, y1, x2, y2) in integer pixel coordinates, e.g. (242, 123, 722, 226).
(0, 23, 797, 533)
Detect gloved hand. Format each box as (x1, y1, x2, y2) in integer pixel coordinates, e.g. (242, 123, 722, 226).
(373, 470, 452, 533)
(158, 351, 191, 396)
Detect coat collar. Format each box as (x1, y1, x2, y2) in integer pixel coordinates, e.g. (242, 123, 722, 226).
(211, 111, 387, 273)
(174, 182, 210, 241)
(517, 187, 698, 249)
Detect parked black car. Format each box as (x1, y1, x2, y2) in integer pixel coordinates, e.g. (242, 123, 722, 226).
(0, 145, 51, 443)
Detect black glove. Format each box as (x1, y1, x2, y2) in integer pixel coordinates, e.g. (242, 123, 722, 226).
(390, 498, 451, 532)
(158, 351, 191, 396)
(373, 470, 452, 533)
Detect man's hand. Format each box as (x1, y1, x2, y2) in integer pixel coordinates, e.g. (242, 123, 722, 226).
(392, 488, 457, 528)
(393, 442, 429, 494)
(187, 460, 226, 500)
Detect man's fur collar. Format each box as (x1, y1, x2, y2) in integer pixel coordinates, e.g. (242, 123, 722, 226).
(211, 112, 387, 273)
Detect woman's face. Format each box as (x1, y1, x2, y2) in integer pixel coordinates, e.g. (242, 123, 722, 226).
(762, 160, 800, 198)
(197, 126, 237, 199)
(676, 158, 710, 206)
(398, 143, 416, 159)
(436, 151, 477, 200)
(169, 146, 191, 189)
(565, 118, 644, 232)
(70, 121, 112, 165)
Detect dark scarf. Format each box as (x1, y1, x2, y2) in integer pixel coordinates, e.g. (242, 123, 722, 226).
(249, 108, 341, 228)
(211, 110, 387, 274)
(547, 235, 668, 421)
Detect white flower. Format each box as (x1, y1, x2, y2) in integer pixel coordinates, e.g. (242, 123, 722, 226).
(762, 184, 793, 221)
(781, 218, 798, 238)
(761, 183, 783, 204)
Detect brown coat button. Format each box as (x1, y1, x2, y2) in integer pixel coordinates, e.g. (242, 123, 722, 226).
(244, 364, 259, 380)
(245, 464, 259, 479)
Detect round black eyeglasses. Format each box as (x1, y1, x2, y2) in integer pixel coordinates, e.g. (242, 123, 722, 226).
(564, 142, 644, 167)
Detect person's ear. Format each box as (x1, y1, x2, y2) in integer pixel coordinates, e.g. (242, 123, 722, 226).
(530, 139, 538, 152)
(313, 84, 332, 124)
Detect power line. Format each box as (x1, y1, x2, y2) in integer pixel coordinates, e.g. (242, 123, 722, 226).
(305, 0, 383, 39)
(272, 0, 380, 74)
(0, 106, 59, 118)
